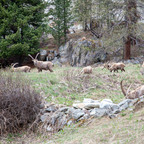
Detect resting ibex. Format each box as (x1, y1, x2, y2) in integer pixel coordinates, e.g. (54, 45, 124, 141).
(120, 80, 144, 99)
(11, 63, 31, 72)
(109, 62, 125, 72)
(81, 66, 92, 74)
(28, 53, 54, 72)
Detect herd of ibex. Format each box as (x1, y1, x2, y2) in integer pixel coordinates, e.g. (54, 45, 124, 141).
(11, 53, 54, 73)
(10, 53, 144, 100)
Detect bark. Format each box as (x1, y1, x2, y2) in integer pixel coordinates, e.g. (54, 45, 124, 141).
(124, 0, 138, 60)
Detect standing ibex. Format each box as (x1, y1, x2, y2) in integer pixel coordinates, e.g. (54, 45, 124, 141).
(120, 80, 144, 99)
(109, 62, 125, 72)
(103, 62, 125, 72)
(11, 63, 31, 72)
(28, 53, 54, 72)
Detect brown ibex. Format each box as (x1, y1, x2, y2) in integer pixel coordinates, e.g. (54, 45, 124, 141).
(81, 66, 92, 74)
(109, 62, 125, 72)
(11, 63, 31, 72)
(120, 80, 144, 99)
(28, 53, 54, 72)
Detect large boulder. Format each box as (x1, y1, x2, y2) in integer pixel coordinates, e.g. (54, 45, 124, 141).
(40, 49, 48, 61)
(58, 39, 109, 66)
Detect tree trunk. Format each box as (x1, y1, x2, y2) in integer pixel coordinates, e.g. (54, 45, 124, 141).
(124, 36, 131, 60)
(124, 0, 138, 60)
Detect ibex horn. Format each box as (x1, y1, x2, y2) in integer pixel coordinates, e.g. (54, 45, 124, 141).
(35, 53, 40, 59)
(28, 54, 34, 60)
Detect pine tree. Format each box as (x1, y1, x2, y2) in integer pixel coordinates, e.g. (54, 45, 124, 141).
(73, 0, 92, 31)
(49, 0, 72, 47)
(0, 0, 47, 65)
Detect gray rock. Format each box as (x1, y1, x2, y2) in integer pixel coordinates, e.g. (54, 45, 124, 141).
(90, 108, 108, 117)
(100, 99, 115, 109)
(58, 39, 109, 66)
(118, 99, 133, 111)
(118, 99, 132, 107)
(40, 113, 50, 122)
(67, 120, 73, 126)
(46, 126, 53, 132)
(68, 108, 85, 120)
(45, 105, 57, 112)
(84, 103, 100, 110)
(40, 49, 47, 60)
(59, 107, 69, 113)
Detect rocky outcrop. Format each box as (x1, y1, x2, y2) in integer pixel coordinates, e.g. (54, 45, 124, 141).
(58, 39, 109, 66)
(39, 97, 143, 132)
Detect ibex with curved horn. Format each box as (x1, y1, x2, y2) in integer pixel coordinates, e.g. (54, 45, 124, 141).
(120, 80, 144, 99)
(11, 63, 31, 72)
(28, 53, 54, 72)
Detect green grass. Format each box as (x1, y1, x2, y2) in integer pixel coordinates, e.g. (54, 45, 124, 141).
(24, 64, 143, 106)
(0, 64, 144, 144)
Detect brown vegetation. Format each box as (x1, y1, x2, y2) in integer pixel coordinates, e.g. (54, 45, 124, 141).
(0, 72, 42, 135)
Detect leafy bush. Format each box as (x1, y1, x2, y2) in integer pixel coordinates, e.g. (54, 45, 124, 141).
(0, 71, 42, 135)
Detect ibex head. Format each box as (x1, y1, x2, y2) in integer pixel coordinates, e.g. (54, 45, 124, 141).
(28, 53, 39, 64)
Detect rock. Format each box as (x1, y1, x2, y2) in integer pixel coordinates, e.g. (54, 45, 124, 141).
(68, 108, 85, 120)
(46, 126, 53, 132)
(40, 113, 50, 122)
(73, 102, 100, 109)
(84, 103, 100, 110)
(118, 99, 132, 107)
(90, 108, 108, 117)
(45, 105, 57, 112)
(100, 99, 114, 109)
(118, 99, 133, 111)
(73, 103, 85, 109)
(59, 107, 69, 113)
(58, 39, 109, 66)
(40, 49, 47, 60)
(67, 120, 73, 126)
(51, 57, 62, 66)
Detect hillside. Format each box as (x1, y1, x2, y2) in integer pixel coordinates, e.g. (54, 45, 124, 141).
(1, 63, 144, 144)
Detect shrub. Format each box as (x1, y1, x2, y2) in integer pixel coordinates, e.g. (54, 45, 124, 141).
(0, 71, 42, 135)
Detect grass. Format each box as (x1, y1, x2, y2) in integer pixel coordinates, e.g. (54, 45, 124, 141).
(0, 63, 144, 144)
(25, 64, 143, 106)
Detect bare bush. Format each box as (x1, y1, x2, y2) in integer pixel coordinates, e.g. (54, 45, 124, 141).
(0, 71, 42, 135)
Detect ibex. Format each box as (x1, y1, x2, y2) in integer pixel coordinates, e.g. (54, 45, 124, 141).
(11, 63, 31, 72)
(120, 80, 144, 99)
(109, 62, 125, 72)
(81, 37, 86, 41)
(81, 66, 92, 74)
(28, 53, 54, 72)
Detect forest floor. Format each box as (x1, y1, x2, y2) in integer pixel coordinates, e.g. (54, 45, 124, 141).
(1, 64, 144, 144)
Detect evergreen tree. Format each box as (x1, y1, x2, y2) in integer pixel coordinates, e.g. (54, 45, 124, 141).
(0, 0, 47, 65)
(49, 0, 72, 47)
(73, 0, 92, 31)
